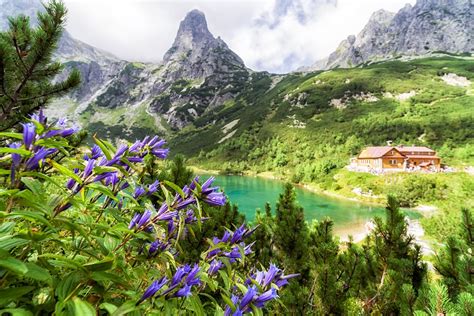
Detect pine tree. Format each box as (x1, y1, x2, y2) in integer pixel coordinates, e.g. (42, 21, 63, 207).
(0, 0, 80, 131)
(273, 183, 311, 314)
(363, 195, 427, 314)
(158, 154, 194, 188)
(251, 202, 274, 266)
(435, 208, 473, 299)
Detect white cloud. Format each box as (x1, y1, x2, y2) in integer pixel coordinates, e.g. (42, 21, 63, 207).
(62, 0, 415, 73)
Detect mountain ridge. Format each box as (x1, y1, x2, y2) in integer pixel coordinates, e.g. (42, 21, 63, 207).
(303, 0, 473, 71)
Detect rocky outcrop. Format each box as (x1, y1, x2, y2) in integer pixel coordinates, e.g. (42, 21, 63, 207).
(306, 0, 473, 70)
(147, 9, 250, 129)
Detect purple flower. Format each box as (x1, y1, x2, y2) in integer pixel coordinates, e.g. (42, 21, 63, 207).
(171, 265, 190, 287)
(185, 264, 200, 286)
(30, 110, 46, 124)
(203, 192, 226, 207)
(9, 142, 22, 166)
(133, 186, 146, 199)
(137, 210, 152, 228)
(85, 145, 102, 160)
(104, 172, 119, 186)
(127, 156, 143, 163)
(84, 159, 95, 178)
(60, 127, 78, 137)
(208, 259, 223, 276)
(22, 123, 36, 149)
(147, 180, 159, 195)
(129, 213, 141, 229)
(92, 172, 114, 183)
(129, 140, 142, 153)
(224, 295, 240, 316)
(138, 277, 168, 303)
(25, 147, 57, 170)
(240, 286, 257, 310)
(174, 284, 192, 297)
(114, 144, 128, 159)
(120, 182, 130, 190)
(151, 148, 169, 159)
(254, 288, 278, 308)
(149, 239, 169, 256)
(263, 264, 279, 287)
(175, 197, 196, 210)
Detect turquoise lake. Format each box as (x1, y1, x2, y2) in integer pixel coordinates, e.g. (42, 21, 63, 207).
(199, 174, 420, 236)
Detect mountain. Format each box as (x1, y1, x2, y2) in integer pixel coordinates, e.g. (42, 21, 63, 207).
(146, 9, 250, 129)
(78, 9, 250, 131)
(305, 0, 473, 70)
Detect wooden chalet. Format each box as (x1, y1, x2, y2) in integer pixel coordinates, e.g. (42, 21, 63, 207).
(352, 145, 441, 172)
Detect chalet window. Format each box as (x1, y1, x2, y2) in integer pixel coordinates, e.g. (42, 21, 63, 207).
(389, 159, 397, 165)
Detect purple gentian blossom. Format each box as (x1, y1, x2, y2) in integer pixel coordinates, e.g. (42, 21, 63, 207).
(133, 186, 146, 199)
(138, 277, 168, 303)
(30, 110, 46, 124)
(22, 123, 36, 149)
(25, 147, 57, 170)
(147, 180, 159, 195)
(208, 259, 224, 276)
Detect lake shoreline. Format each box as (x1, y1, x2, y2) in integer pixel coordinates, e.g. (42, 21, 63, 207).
(191, 166, 437, 213)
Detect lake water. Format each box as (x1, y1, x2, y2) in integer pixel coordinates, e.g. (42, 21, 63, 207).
(200, 174, 420, 238)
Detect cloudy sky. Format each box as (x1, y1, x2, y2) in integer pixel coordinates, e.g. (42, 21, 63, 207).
(62, 0, 415, 73)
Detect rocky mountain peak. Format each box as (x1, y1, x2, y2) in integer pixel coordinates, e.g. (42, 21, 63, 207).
(305, 0, 473, 71)
(163, 9, 214, 62)
(367, 9, 395, 26)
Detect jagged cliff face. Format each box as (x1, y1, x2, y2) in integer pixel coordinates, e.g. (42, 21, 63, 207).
(308, 0, 473, 70)
(146, 10, 249, 129)
(1, 2, 249, 130)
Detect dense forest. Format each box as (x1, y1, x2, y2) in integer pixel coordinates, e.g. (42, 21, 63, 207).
(0, 1, 473, 315)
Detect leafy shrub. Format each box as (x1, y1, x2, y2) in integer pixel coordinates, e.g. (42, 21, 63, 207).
(0, 112, 296, 314)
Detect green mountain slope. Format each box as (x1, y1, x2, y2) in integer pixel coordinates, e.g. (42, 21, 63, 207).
(171, 56, 473, 167)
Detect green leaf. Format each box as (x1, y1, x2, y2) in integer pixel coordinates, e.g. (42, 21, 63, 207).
(0, 286, 35, 306)
(72, 297, 96, 316)
(0, 221, 16, 234)
(0, 257, 28, 275)
(0, 132, 23, 139)
(0, 147, 31, 155)
(22, 171, 63, 188)
(90, 271, 128, 286)
(25, 263, 53, 285)
(111, 301, 138, 316)
(55, 272, 82, 301)
(0, 169, 10, 176)
(40, 254, 85, 271)
(93, 136, 113, 160)
(83, 257, 114, 272)
(87, 183, 118, 202)
(100, 302, 118, 315)
(186, 295, 205, 316)
(163, 180, 185, 199)
(7, 211, 53, 229)
(220, 294, 235, 312)
(0, 188, 19, 197)
(0, 236, 29, 251)
(21, 177, 43, 196)
(0, 308, 33, 316)
(48, 160, 82, 184)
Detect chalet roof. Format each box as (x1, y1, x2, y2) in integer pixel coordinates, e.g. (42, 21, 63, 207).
(358, 146, 394, 159)
(396, 146, 435, 153)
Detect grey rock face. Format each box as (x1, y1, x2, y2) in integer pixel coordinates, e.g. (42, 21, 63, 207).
(308, 0, 473, 70)
(146, 9, 249, 129)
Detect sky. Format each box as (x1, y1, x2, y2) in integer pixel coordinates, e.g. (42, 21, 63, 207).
(62, 0, 416, 73)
